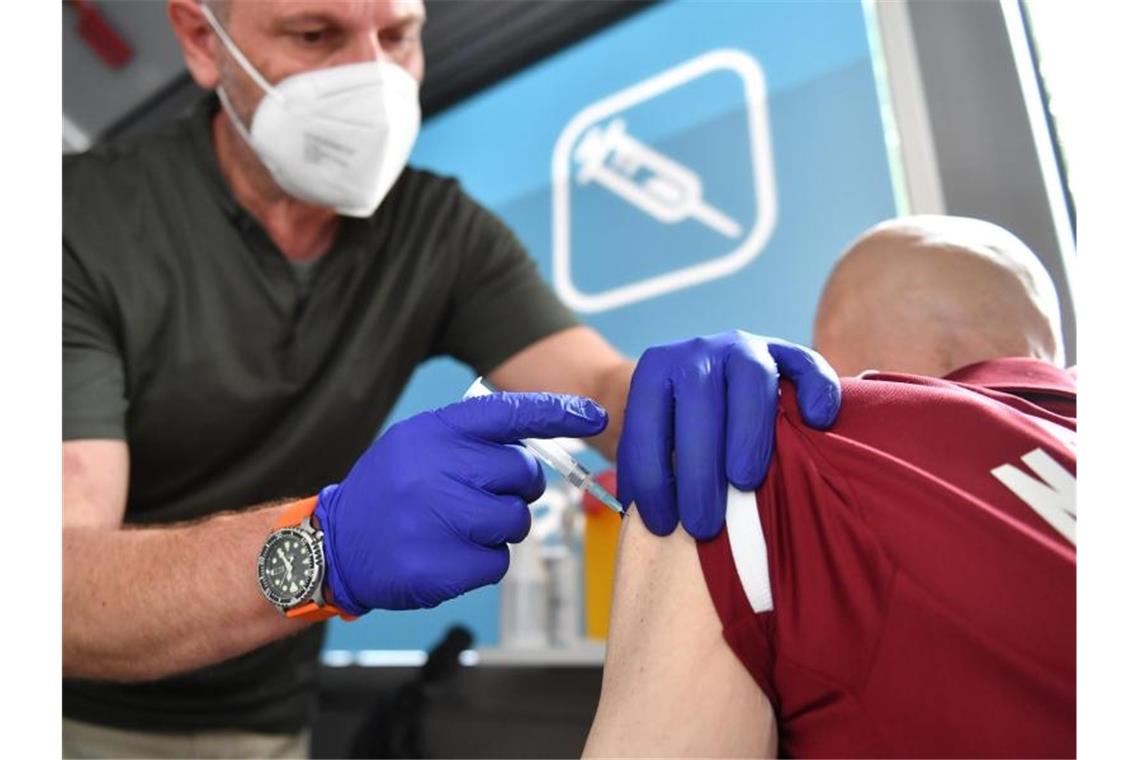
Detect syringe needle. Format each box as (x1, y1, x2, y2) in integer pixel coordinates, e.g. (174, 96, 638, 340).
(583, 478, 624, 515)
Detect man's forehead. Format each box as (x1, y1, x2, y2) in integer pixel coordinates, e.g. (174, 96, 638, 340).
(229, 0, 425, 27)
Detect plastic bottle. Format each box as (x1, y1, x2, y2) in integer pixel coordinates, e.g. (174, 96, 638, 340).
(499, 525, 550, 650)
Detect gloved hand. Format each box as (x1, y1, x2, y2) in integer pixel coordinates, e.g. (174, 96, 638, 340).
(315, 392, 608, 613)
(617, 331, 841, 540)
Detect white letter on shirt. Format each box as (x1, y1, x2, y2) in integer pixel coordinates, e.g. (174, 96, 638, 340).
(991, 448, 1076, 545)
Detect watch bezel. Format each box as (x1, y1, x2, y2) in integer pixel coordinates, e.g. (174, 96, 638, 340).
(257, 525, 325, 610)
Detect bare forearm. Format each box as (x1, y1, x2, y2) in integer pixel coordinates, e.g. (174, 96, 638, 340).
(486, 326, 635, 463)
(63, 503, 308, 682)
(589, 359, 635, 461)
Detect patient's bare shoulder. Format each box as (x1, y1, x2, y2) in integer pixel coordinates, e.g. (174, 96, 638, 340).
(583, 506, 776, 758)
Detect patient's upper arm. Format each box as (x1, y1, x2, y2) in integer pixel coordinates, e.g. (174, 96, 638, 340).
(583, 506, 777, 758)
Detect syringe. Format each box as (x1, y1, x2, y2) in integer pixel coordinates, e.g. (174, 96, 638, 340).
(462, 377, 624, 515)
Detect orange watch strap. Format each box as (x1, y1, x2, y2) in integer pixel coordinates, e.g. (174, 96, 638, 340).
(275, 495, 319, 529)
(275, 496, 358, 622)
(284, 601, 345, 621)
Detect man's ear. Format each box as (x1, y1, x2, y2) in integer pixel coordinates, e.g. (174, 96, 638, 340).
(168, 0, 221, 90)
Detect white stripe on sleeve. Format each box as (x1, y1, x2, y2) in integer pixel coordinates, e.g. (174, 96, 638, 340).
(725, 486, 773, 613)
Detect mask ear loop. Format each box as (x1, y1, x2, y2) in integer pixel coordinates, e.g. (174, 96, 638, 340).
(199, 4, 285, 105)
(214, 87, 257, 147)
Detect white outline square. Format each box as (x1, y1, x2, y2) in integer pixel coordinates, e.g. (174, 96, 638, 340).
(551, 48, 777, 313)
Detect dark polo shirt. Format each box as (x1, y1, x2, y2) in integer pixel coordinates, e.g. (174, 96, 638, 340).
(63, 98, 578, 733)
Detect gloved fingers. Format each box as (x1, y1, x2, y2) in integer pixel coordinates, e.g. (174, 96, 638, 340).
(437, 392, 608, 443)
(462, 442, 547, 502)
(674, 359, 728, 540)
(724, 339, 780, 491)
(767, 340, 842, 428)
(617, 356, 678, 536)
(392, 538, 512, 610)
(461, 492, 533, 547)
(456, 544, 511, 591)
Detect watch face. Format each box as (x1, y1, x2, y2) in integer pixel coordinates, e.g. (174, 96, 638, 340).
(258, 528, 321, 608)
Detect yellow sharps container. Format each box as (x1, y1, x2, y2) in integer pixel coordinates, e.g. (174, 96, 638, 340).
(582, 470, 622, 640)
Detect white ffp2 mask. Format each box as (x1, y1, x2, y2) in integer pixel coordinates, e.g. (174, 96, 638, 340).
(201, 6, 421, 217)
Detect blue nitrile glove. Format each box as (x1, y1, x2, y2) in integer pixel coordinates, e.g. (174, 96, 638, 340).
(315, 392, 608, 613)
(617, 331, 841, 540)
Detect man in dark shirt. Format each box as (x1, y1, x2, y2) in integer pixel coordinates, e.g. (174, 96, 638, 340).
(584, 216, 1074, 757)
(62, 1, 839, 756)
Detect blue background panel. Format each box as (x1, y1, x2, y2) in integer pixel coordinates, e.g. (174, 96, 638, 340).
(326, 0, 898, 654)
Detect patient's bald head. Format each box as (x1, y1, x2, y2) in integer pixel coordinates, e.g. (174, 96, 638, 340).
(813, 216, 1063, 378)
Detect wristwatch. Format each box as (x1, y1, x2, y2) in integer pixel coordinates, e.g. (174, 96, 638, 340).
(256, 496, 357, 622)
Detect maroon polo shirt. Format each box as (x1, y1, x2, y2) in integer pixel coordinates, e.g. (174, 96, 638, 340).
(698, 358, 1076, 758)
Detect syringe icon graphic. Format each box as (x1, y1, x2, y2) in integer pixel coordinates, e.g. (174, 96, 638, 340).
(573, 118, 742, 239)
